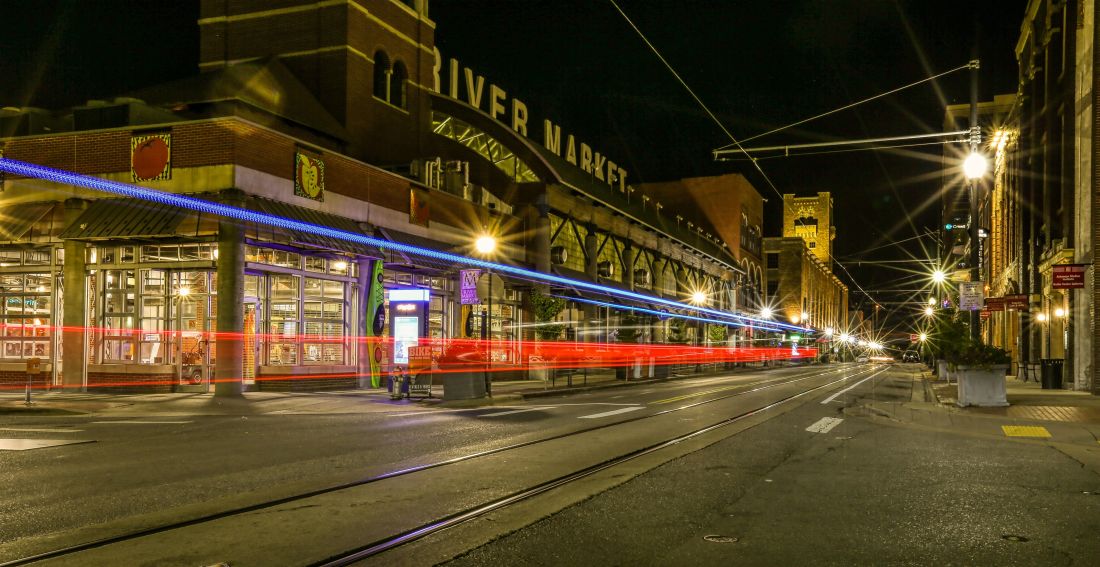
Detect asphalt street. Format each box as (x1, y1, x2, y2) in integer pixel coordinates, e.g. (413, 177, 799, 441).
(439, 366, 1100, 567)
(0, 364, 873, 565)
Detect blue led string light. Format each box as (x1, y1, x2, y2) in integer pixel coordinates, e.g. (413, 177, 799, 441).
(0, 157, 809, 332)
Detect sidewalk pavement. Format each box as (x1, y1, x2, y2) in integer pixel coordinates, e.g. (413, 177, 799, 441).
(863, 365, 1100, 466)
(0, 363, 778, 418)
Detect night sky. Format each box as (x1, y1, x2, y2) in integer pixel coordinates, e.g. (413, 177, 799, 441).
(0, 0, 1028, 327)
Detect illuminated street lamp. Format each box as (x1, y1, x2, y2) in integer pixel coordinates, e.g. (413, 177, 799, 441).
(1036, 312, 1048, 323)
(963, 152, 988, 180)
(928, 297, 936, 305)
(1054, 307, 1065, 318)
(824, 327, 834, 337)
(474, 233, 498, 396)
(760, 307, 773, 319)
(919, 332, 928, 342)
(924, 306, 934, 317)
(691, 290, 707, 305)
(931, 270, 947, 284)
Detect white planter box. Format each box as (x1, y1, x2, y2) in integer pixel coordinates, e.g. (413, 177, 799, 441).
(956, 364, 1009, 407)
(936, 360, 949, 381)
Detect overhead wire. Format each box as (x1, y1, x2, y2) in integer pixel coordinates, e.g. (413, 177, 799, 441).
(716, 61, 977, 148)
(608, 0, 883, 311)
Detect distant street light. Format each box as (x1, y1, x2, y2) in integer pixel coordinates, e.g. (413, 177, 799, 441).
(824, 327, 834, 337)
(475, 234, 497, 254)
(1054, 307, 1065, 318)
(931, 270, 947, 284)
(919, 332, 928, 342)
(1036, 312, 1048, 323)
(924, 306, 934, 317)
(691, 290, 707, 305)
(963, 152, 988, 180)
(928, 297, 936, 305)
(760, 307, 773, 319)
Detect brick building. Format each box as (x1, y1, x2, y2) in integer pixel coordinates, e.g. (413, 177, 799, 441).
(0, 0, 767, 393)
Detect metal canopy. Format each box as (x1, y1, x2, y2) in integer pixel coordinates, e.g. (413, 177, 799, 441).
(0, 202, 56, 242)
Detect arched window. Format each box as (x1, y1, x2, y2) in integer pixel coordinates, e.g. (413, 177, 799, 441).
(390, 60, 408, 108)
(373, 50, 391, 101)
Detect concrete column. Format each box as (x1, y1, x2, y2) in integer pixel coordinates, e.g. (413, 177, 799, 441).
(622, 244, 634, 290)
(61, 199, 88, 391)
(533, 196, 551, 275)
(583, 227, 599, 341)
(215, 190, 245, 397)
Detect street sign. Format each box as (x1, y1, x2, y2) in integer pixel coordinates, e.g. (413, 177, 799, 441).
(1052, 264, 1087, 289)
(984, 297, 1005, 311)
(1004, 294, 1028, 310)
(959, 281, 984, 311)
(980, 309, 991, 320)
(459, 269, 480, 304)
(909, 333, 919, 342)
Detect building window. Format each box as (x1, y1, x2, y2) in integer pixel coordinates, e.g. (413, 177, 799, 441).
(390, 60, 408, 109)
(766, 252, 779, 269)
(139, 270, 168, 364)
(101, 269, 137, 362)
(0, 274, 52, 359)
(373, 50, 392, 101)
(268, 274, 300, 365)
(302, 277, 346, 365)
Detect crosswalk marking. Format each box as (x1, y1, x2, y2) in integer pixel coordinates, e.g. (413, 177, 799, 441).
(578, 407, 645, 419)
(0, 428, 83, 433)
(0, 439, 94, 451)
(806, 417, 844, 434)
(91, 420, 192, 425)
(479, 407, 556, 418)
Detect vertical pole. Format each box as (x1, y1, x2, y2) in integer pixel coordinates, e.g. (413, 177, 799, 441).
(61, 199, 88, 391)
(215, 190, 245, 397)
(969, 58, 982, 343)
(486, 268, 492, 397)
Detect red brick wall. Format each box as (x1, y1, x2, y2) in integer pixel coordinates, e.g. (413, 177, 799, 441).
(87, 372, 174, 393)
(0, 371, 49, 391)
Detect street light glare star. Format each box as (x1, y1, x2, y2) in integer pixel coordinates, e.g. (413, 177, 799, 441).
(760, 307, 773, 319)
(475, 234, 497, 254)
(924, 306, 934, 316)
(691, 291, 707, 305)
(963, 152, 988, 180)
(932, 270, 947, 283)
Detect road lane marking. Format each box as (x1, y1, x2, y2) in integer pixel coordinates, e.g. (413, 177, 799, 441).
(805, 417, 844, 433)
(652, 384, 742, 404)
(578, 407, 646, 419)
(479, 407, 556, 418)
(0, 439, 94, 451)
(387, 407, 524, 417)
(0, 428, 83, 433)
(820, 369, 885, 404)
(1001, 425, 1051, 438)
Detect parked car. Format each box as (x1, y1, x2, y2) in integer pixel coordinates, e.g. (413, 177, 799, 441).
(855, 355, 869, 363)
(902, 351, 920, 363)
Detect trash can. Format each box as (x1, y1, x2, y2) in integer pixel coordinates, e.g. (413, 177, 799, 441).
(1040, 359, 1064, 389)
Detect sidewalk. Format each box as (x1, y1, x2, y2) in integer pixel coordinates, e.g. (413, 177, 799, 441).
(863, 366, 1100, 462)
(0, 363, 776, 418)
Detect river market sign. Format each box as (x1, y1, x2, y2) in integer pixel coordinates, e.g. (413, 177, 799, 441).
(433, 49, 629, 193)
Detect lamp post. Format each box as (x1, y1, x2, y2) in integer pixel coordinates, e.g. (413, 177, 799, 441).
(964, 58, 985, 343)
(475, 234, 497, 396)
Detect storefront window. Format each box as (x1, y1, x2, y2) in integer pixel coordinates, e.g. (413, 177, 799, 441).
(0, 274, 52, 359)
(101, 269, 137, 362)
(303, 278, 345, 364)
(268, 274, 299, 365)
(140, 270, 167, 364)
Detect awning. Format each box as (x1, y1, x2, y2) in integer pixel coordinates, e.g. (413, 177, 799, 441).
(60, 198, 204, 240)
(248, 196, 377, 257)
(376, 227, 464, 273)
(0, 202, 55, 242)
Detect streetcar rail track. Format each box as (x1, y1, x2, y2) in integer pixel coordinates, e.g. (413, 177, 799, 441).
(315, 365, 890, 565)
(0, 364, 884, 566)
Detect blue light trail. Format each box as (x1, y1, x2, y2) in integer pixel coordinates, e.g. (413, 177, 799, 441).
(554, 294, 794, 332)
(0, 157, 809, 332)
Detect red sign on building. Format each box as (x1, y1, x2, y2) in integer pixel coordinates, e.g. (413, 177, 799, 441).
(1003, 295, 1029, 310)
(984, 297, 1005, 311)
(1052, 264, 1087, 289)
